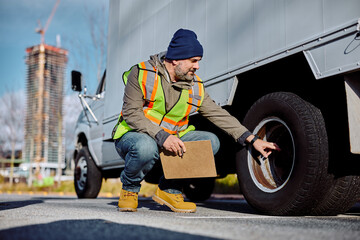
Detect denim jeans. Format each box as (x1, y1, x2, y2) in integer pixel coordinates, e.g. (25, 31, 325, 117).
(115, 130, 220, 194)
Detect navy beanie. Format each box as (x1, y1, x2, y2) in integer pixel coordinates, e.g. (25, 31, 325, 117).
(165, 29, 203, 60)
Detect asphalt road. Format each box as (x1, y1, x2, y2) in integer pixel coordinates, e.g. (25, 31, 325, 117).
(0, 193, 359, 240)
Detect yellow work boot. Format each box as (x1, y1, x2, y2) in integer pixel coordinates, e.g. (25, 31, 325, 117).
(118, 189, 138, 212)
(152, 187, 196, 213)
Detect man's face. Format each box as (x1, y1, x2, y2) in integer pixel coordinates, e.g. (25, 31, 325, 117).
(174, 57, 201, 81)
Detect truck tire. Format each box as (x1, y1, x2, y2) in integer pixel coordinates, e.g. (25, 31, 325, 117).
(311, 175, 360, 215)
(236, 92, 331, 215)
(183, 178, 215, 202)
(306, 101, 360, 215)
(74, 146, 102, 198)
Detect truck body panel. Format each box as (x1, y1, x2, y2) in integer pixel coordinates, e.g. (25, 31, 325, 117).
(345, 72, 360, 154)
(103, 0, 360, 140)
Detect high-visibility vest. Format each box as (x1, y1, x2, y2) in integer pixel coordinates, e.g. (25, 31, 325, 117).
(112, 61, 204, 139)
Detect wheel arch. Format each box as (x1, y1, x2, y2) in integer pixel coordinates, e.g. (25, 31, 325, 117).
(196, 52, 358, 178)
(226, 53, 356, 175)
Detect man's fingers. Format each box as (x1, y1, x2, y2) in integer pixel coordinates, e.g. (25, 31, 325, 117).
(261, 150, 272, 158)
(162, 135, 186, 157)
(178, 141, 186, 153)
(253, 139, 281, 158)
(273, 143, 281, 151)
(178, 148, 183, 157)
(265, 142, 277, 150)
(171, 140, 185, 156)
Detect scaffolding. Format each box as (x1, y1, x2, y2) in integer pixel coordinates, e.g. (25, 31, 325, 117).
(24, 43, 68, 174)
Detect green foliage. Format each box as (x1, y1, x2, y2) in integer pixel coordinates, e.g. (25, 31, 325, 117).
(214, 174, 240, 194)
(33, 177, 54, 187)
(53, 181, 75, 193)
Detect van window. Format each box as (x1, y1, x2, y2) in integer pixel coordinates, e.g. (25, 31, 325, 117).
(96, 70, 106, 94)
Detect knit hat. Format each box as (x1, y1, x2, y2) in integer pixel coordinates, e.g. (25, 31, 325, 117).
(165, 29, 203, 60)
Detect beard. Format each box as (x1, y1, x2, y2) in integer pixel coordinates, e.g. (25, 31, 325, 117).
(174, 63, 196, 81)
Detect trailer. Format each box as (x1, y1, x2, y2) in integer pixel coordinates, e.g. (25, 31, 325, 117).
(71, 0, 360, 215)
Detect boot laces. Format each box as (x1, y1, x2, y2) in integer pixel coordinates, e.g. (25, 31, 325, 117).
(122, 191, 138, 200)
(173, 194, 184, 202)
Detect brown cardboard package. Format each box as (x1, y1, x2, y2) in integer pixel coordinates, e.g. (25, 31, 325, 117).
(160, 140, 217, 179)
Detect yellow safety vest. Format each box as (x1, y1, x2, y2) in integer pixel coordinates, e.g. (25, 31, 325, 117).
(112, 61, 204, 139)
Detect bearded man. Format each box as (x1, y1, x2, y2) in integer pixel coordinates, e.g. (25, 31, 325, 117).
(112, 29, 279, 213)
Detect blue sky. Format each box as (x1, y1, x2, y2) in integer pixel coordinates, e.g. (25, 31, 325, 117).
(0, 0, 108, 97)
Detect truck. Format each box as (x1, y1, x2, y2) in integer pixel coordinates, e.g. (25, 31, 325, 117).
(71, 0, 360, 216)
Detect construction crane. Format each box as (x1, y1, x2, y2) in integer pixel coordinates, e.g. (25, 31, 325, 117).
(36, 0, 61, 44)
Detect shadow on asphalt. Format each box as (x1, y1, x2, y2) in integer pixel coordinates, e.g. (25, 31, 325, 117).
(108, 196, 257, 214)
(344, 202, 360, 217)
(108, 197, 360, 216)
(0, 199, 43, 211)
(195, 199, 257, 214)
(0, 196, 77, 211)
(0, 219, 220, 240)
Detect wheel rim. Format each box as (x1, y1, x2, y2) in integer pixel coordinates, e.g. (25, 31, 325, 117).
(75, 156, 87, 191)
(248, 117, 295, 193)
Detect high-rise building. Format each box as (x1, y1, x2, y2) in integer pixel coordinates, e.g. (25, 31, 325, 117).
(24, 44, 68, 171)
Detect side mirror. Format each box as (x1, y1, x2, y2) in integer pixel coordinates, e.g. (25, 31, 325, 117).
(71, 70, 83, 92)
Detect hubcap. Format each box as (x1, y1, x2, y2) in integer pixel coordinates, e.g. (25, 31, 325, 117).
(75, 156, 87, 191)
(248, 117, 295, 193)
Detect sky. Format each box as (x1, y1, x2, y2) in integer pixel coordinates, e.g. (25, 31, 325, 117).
(0, 0, 109, 97)
(0, 0, 108, 152)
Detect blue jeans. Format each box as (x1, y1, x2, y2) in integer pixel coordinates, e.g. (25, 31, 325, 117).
(115, 130, 220, 194)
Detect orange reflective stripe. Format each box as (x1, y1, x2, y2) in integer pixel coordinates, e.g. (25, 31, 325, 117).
(196, 78, 202, 109)
(177, 119, 189, 126)
(162, 116, 177, 125)
(148, 66, 158, 109)
(196, 75, 202, 96)
(140, 62, 147, 99)
(144, 108, 149, 115)
(163, 116, 188, 126)
(144, 112, 161, 124)
(184, 88, 193, 117)
(163, 128, 177, 134)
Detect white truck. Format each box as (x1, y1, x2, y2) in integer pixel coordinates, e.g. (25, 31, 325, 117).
(71, 0, 360, 215)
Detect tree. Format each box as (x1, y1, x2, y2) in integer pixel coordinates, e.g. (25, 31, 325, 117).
(63, 1, 108, 93)
(0, 90, 25, 185)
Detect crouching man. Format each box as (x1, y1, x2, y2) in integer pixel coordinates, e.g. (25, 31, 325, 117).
(112, 29, 279, 212)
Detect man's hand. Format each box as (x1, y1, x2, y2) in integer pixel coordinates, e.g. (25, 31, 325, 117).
(246, 135, 281, 158)
(163, 135, 186, 157)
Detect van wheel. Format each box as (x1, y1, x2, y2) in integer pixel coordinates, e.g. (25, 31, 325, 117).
(74, 146, 102, 198)
(236, 92, 331, 215)
(183, 178, 215, 201)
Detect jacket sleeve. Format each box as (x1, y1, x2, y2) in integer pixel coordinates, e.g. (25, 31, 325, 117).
(198, 92, 251, 144)
(121, 66, 168, 143)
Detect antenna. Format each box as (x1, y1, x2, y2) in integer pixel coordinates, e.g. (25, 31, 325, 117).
(36, 0, 61, 44)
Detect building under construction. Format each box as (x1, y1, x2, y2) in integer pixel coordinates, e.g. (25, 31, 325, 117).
(23, 44, 68, 170)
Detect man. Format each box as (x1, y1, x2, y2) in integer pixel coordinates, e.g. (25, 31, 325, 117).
(113, 29, 279, 213)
